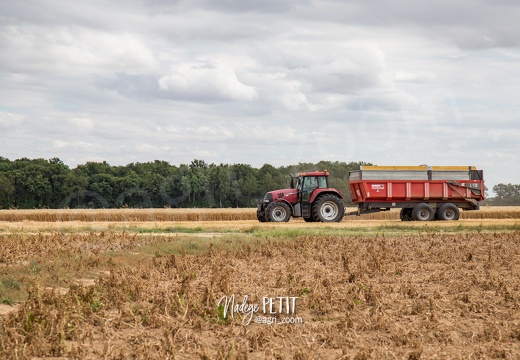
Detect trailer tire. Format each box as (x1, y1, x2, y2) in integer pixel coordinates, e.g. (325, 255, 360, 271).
(400, 208, 413, 221)
(412, 203, 435, 221)
(265, 202, 292, 222)
(436, 203, 460, 221)
(312, 194, 345, 222)
(303, 217, 315, 222)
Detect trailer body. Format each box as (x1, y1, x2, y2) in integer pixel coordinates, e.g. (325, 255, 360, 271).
(348, 166, 484, 221)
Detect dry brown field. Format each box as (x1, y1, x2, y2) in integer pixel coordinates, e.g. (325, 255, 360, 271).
(1, 208, 520, 359)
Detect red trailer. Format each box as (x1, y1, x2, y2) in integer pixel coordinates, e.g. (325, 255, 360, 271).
(348, 166, 484, 221)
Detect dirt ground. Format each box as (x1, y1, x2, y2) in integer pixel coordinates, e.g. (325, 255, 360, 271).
(1, 219, 520, 358)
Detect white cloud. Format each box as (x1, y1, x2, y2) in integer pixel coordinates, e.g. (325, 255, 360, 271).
(51, 140, 101, 152)
(395, 71, 437, 83)
(0, 25, 157, 75)
(0, 112, 21, 126)
(67, 118, 94, 132)
(158, 61, 258, 102)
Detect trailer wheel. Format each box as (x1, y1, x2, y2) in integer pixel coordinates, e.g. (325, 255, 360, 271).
(412, 203, 435, 221)
(436, 203, 460, 221)
(312, 194, 345, 222)
(265, 202, 291, 222)
(400, 208, 413, 221)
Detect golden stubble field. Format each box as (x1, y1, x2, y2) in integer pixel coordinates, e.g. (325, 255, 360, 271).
(0, 206, 519, 222)
(0, 208, 520, 359)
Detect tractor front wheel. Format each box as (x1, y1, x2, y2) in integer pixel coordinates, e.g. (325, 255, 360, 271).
(265, 202, 292, 222)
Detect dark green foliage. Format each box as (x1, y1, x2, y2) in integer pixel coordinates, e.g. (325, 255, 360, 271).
(0, 157, 370, 209)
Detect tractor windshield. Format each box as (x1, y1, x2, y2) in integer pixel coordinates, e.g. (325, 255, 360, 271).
(303, 176, 318, 191)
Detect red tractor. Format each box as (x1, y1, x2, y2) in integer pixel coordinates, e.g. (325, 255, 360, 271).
(257, 171, 345, 222)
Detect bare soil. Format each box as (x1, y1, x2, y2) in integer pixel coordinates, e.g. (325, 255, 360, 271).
(0, 222, 520, 358)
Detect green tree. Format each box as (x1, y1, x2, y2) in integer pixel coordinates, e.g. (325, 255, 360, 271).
(115, 171, 147, 207)
(188, 159, 208, 206)
(45, 158, 70, 207)
(208, 164, 231, 208)
(230, 164, 259, 207)
(62, 170, 89, 208)
(141, 173, 165, 207)
(0, 174, 15, 208)
(492, 183, 520, 205)
(89, 173, 118, 208)
(9, 159, 55, 208)
(159, 166, 189, 208)
(75, 161, 112, 177)
(257, 164, 283, 195)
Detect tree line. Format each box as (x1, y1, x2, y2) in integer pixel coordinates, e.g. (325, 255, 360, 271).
(0, 157, 371, 209)
(1, 157, 517, 209)
(489, 183, 520, 206)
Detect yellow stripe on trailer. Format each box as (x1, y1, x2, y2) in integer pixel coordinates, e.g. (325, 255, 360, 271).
(360, 165, 477, 171)
(430, 166, 477, 171)
(360, 166, 428, 171)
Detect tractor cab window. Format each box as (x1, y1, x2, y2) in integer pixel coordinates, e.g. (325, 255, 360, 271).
(317, 176, 328, 189)
(303, 176, 318, 191)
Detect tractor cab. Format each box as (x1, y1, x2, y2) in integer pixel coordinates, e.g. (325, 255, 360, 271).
(293, 171, 330, 218)
(290, 171, 330, 204)
(293, 171, 329, 195)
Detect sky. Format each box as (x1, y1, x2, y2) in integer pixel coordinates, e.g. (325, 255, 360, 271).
(1, 0, 519, 193)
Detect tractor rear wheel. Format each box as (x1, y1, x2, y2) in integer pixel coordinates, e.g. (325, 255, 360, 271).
(265, 202, 292, 222)
(312, 194, 345, 222)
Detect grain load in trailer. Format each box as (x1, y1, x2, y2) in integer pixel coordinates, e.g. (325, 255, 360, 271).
(348, 166, 485, 221)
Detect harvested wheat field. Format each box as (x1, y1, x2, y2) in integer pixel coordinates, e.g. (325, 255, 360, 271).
(0, 206, 519, 223)
(1, 209, 520, 359)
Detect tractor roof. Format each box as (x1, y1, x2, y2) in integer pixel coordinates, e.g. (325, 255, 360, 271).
(297, 170, 329, 177)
